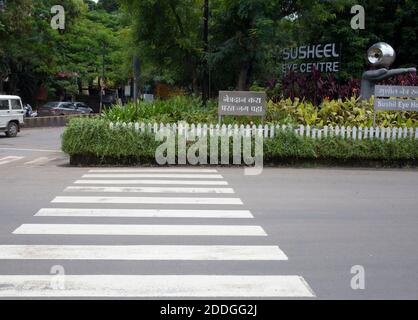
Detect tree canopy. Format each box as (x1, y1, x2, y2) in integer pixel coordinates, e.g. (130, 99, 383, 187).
(1, 0, 417, 101)
(0, 0, 130, 101)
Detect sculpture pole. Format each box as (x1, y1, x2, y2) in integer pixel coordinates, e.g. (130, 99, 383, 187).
(361, 68, 417, 100)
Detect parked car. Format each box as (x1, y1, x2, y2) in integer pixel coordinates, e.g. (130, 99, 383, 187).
(24, 104, 37, 118)
(37, 101, 93, 117)
(0, 95, 25, 137)
(73, 102, 94, 114)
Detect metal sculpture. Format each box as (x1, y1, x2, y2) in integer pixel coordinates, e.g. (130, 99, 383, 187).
(360, 42, 416, 100)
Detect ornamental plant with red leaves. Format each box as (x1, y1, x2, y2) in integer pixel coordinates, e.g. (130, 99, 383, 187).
(277, 70, 417, 105)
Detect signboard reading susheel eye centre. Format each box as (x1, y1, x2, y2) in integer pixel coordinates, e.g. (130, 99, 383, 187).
(374, 85, 418, 111)
(282, 43, 341, 74)
(218, 91, 266, 116)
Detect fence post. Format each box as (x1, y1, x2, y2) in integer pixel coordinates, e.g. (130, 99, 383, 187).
(269, 124, 275, 138)
(397, 127, 402, 140)
(299, 125, 305, 137)
(345, 126, 350, 139)
(244, 124, 250, 137)
(379, 127, 384, 141)
(239, 125, 244, 137)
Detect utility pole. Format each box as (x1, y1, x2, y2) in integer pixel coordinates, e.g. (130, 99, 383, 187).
(99, 43, 106, 114)
(133, 56, 141, 102)
(202, 0, 209, 104)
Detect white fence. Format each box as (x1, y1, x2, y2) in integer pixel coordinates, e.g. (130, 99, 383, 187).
(109, 122, 418, 141)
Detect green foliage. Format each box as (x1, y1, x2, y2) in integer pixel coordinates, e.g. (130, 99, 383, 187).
(62, 117, 159, 161)
(62, 117, 418, 166)
(119, 0, 202, 89)
(119, 0, 418, 93)
(294, 0, 418, 79)
(0, 0, 130, 99)
(101, 96, 418, 128)
(102, 96, 218, 123)
(267, 97, 418, 128)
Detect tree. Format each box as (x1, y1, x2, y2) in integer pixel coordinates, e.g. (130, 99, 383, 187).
(98, 0, 119, 12)
(292, 0, 418, 79)
(208, 0, 324, 90)
(0, 0, 130, 101)
(120, 0, 203, 93)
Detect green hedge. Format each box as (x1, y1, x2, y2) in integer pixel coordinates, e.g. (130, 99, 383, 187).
(62, 118, 418, 166)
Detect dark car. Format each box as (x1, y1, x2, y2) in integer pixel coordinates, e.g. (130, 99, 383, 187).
(37, 102, 93, 117)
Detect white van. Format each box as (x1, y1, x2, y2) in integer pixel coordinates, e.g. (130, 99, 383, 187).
(0, 95, 25, 137)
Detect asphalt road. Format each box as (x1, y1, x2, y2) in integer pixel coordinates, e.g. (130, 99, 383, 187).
(0, 127, 417, 299)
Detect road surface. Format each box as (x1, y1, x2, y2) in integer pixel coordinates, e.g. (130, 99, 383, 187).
(0, 127, 417, 299)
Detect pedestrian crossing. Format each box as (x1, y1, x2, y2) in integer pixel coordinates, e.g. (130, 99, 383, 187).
(0, 275, 313, 298)
(0, 155, 64, 167)
(0, 245, 287, 260)
(35, 208, 254, 218)
(64, 186, 235, 194)
(0, 168, 316, 298)
(51, 196, 244, 205)
(13, 223, 267, 236)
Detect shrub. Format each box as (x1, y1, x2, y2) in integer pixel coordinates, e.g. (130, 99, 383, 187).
(278, 70, 417, 105)
(62, 117, 418, 167)
(101, 96, 418, 128)
(62, 117, 160, 164)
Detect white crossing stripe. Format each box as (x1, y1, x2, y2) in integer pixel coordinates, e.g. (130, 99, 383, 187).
(0, 245, 286, 260)
(65, 186, 235, 194)
(13, 224, 267, 236)
(0, 275, 315, 297)
(51, 196, 243, 205)
(0, 147, 61, 153)
(24, 157, 56, 165)
(75, 179, 228, 186)
(89, 168, 218, 173)
(0, 156, 24, 166)
(83, 174, 223, 179)
(36, 208, 254, 219)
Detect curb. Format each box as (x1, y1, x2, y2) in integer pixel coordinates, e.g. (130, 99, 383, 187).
(23, 115, 96, 128)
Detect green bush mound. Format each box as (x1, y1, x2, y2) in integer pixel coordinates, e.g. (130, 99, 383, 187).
(62, 118, 418, 167)
(102, 96, 418, 128)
